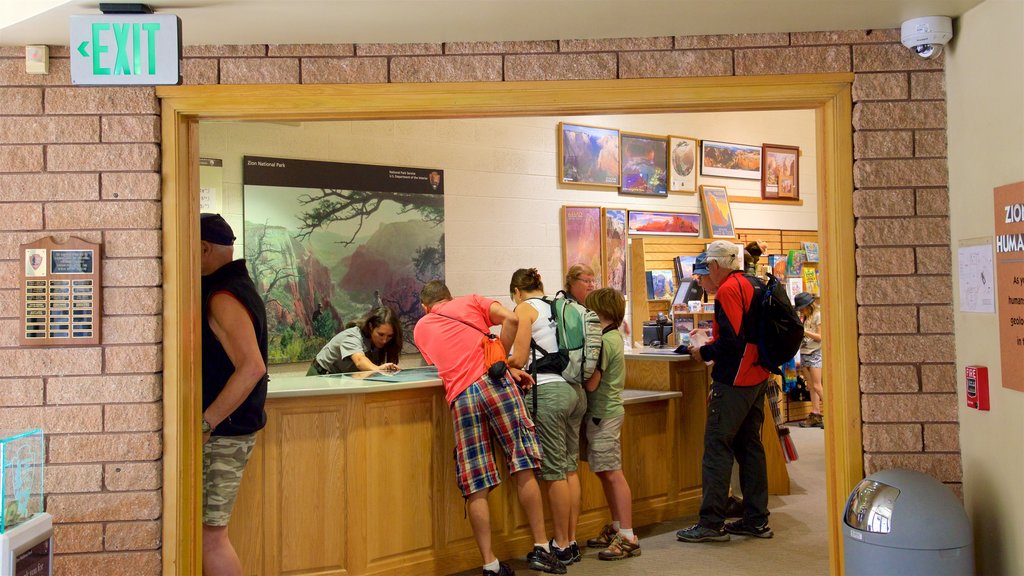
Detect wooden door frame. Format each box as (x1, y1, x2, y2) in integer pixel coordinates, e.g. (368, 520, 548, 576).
(158, 75, 860, 575)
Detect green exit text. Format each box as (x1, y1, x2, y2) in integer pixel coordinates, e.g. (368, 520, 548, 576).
(77, 22, 161, 75)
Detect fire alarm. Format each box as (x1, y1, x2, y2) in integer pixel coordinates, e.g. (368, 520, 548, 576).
(25, 45, 49, 75)
(965, 365, 990, 411)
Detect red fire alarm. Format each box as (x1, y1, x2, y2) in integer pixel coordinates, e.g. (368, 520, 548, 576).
(965, 365, 990, 411)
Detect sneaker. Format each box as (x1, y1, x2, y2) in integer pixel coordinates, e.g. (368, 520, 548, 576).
(798, 413, 823, 428)
(548, 539, 575, 566)
(568, 541, 582, 563)
(526, 546, 567, 574)
(725, 495, 745, 518)
(598, 534, 641, 560)
(724, 518, 774, 539)
(586, 523, 617, 548)
(676, 523, 730, 543)
(483, 561, 515, 576)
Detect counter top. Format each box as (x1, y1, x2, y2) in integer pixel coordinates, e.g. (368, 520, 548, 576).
(625, 346, 691, 361)
(621, 389, 682, 404)
(268, 367, 442, 398)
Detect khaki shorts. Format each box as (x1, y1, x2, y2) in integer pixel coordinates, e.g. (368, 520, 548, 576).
(585, 414, 624, 473)
(203, 433, 257, 526)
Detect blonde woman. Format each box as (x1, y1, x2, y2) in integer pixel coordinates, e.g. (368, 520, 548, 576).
(794, 293, 824, 428)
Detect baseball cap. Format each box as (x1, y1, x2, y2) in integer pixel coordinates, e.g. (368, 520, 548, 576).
(705, 240, 739, 260)
(794, 292, 814, 310)
(200, 213, 236, 245)
(692, 252, 710, 276)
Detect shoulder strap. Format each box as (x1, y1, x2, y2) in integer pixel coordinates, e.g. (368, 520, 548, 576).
(432, 312, 496, 340)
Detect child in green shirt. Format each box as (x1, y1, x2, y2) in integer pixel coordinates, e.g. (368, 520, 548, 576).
(582, 288, 640, 560)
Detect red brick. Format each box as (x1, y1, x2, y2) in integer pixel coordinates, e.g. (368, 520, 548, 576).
(921, 364, 957, 393)
(102, 287, 162, 315)
(911, 72, 946, 99)
(924, 423, 960, 451)
(852, 73, 909, 101)
(101, 172, 161, 200)
(0, 261, 17, 288)
(47, 374, 161, 404)
(183, 45, 265, 57)
(792, 29, 900, 45)
(914, 131, 947, 158)
(0, 203, 42, 230)
(862, 423, 922, 451)
(104, 229, 161, 258)
(181, 58, 219, 85)
(861, 392, 958, 422)
(855, 217, 950, 246)
(0, 145, 44, 172)
(301, 58, 388, 84)
(104, 344, 162, 373)
(220, 58, 299, 84)
(854, 131, 913, 159)
(104, 403, 162, 432)
(356, 43, 441, 56)
(390, 55, 502, 83)
(0, 348, 101, 377)
(0, 319, 17, 346)
(860, 334, 954, 363)
(0, 231, 102, 260)
(864, 453, 961, 482)
(44, 87, 157, 115)
(858, 305, 918, 333)
(101, 116, 160, 143)
(48, 432, 161, 463)
(854, 101, 946, 131)
(269, 44, 354, 57)
(47, 143, 159, 171)
(0, 117, 99, 144)
(46, 464, 104, 493)
(0, 88, 43, 114)
(105, 461, 162, 491)
(53, 523, 104, 554)
(860, 364, 919, 393)
(0, 405, 102, 433)
(674, 33, 789, 49)
(505, 53, 617, 81)
(853, 189, 915, 217)
(0, 378, 44, 406)
(0, 173, 99, 202)
(561, 37, 673, 51)
(855, 247, 915, 275)
(103, 258, 162, 287)
(857, 276, 952, 306)
(47, 201, 160, 230)
(105, 520, 161, 551)
(100, 316, 162, 344)
(916, 188, 949, 215)
(919, 305, 954, 333)
(619, 50, 732, 78)
(735, 46, 850, 75)
(917, 246, 952, 274)
(0, 289, 17, 317)
(54, 550, 161, 576)
(0, 59, 71, 85)
(445, 41, 557, 54)
(854, 44, 944, 72)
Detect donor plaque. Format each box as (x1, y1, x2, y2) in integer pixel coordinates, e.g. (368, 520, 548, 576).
(19, 236, 101, 347)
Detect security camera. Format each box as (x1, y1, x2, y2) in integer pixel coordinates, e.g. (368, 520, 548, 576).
(901, 16, 953, 59)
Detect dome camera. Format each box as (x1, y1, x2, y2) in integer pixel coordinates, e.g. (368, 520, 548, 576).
(901, 16, 954, 59)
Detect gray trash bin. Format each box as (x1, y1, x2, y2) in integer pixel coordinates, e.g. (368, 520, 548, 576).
(843, 469, 974, 576)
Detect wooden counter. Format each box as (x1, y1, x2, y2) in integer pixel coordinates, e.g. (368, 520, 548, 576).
(228, 358, 782, 575)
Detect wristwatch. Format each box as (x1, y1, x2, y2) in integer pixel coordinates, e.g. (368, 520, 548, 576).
(201, 416, 213, 434)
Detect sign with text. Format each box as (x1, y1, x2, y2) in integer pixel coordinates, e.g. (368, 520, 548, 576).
(994, 181, 1024, 392)
(70, 14, 181, 85)
(19, 237, 101, 347)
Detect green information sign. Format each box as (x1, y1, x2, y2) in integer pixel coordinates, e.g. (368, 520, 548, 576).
(69, 14, 180, 85)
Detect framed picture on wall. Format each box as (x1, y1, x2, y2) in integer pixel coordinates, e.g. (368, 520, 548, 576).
(762, 143, 800, 200)
(562, 206, 603, 284)
(627, 210, 701, 236)
(602, 208, 628, 294)
(558, 123, 620, 187)
(668, 135, 699, 193)
(700, 140, 762, 180)
(619, 132, 668, 196)
(700, 185, 736, 238)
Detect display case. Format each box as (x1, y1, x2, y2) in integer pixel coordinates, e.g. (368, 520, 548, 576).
(0, 429, 44, 533)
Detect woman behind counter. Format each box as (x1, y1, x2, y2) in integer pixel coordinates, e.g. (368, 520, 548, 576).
(307, 306, 403, 375)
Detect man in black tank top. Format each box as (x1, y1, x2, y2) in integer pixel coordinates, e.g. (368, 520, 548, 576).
(199, 213, 268, 576)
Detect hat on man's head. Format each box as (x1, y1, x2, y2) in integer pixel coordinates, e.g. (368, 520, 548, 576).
(705, 240, 739, 261)
(200, 213, 236, 246)
(692, 252, 710, 276)
(794, 292, 814, 310)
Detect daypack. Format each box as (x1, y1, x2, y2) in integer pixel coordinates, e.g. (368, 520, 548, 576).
(745, 273, 804, 375)
(528, 292, 603, 386)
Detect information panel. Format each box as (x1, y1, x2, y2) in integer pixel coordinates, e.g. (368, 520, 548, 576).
(19, 237, 101, 347)
(994, 181, 1024, 392)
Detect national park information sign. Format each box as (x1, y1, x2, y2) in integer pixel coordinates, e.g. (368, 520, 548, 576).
(19, 237, 101, 346)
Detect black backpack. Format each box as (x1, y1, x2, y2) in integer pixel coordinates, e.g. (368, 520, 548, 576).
(744, 273, 804, 375)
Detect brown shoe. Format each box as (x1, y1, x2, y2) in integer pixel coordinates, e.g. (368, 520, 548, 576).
(798, 413, 823, 428)
(598, 534, 641, 561)
(586, 523, 616, 548)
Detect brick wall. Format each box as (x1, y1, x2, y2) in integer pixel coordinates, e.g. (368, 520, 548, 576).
(0, 30, 957, 572)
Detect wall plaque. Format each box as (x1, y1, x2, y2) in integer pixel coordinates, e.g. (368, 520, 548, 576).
(994, 181, 1024, 392)
(19, 237, 101, 347)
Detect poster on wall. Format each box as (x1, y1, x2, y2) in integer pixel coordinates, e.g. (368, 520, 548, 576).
(668, 135, 699, 193)
(994, 181, 1024, 391)
(602, 208, 628, 294)
(957, 241, 995, 313)
(558, 123, 620, 187)
(243, 156, 445, 364)
(619, 132, 667, 196)
(562, 206, 603, 285)
(199, 158, 223, 213)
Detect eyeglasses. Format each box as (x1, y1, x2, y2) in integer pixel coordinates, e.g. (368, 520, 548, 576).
(576, 277, 597, 287)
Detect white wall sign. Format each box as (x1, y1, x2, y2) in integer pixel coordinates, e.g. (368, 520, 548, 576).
(69, 14, 181, 85)
(957, 241, 995, 313)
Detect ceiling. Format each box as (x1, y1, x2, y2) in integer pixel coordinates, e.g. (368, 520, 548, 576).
(0, 0, 983, 48)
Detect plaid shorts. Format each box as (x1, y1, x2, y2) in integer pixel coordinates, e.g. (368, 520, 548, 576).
(450, 375, 543, 497)
(202, 433, 257, 526)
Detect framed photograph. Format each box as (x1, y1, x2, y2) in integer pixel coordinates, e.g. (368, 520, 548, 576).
(562, 205, 603, 284)
(602, 208, 628, 294)
(558, 122, 620, 187)
(668, 135, 699, 193)
(762, 143, 800, 200)
(619, 132, 667, 196)
(700, 140, 762, 180)
(627, 210, 701, 236)
(700, 185, 736, 238)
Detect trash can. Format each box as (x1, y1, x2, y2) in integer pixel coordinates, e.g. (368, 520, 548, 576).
(843, 469, 974, 576)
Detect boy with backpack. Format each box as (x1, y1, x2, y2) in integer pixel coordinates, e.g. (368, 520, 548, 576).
(581, 288, 641, 560)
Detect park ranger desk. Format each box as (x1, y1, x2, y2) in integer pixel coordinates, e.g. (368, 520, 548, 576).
(228, 355, 788, 576)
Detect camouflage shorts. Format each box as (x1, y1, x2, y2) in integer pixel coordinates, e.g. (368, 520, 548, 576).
(202, 433, 256, 526)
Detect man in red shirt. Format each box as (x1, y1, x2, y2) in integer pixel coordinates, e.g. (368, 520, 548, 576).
(677, 241, 774, 543)
(414, 281, 565, 576)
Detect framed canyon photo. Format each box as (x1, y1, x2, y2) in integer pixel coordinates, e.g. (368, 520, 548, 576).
(762, 143, 800, 200)
(562, 205, 603, 283)
(619, 132, 668, 196)
(602, 208, 628, 294)
(558, 122, 620, 187)
(700, 185, 736, 238)
(668, 135, 699, 193)
(700, 140, 762, 180)
(627, 210, 701, 236)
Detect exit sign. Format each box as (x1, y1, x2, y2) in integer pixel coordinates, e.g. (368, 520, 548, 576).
(70, 14, 181, 85)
